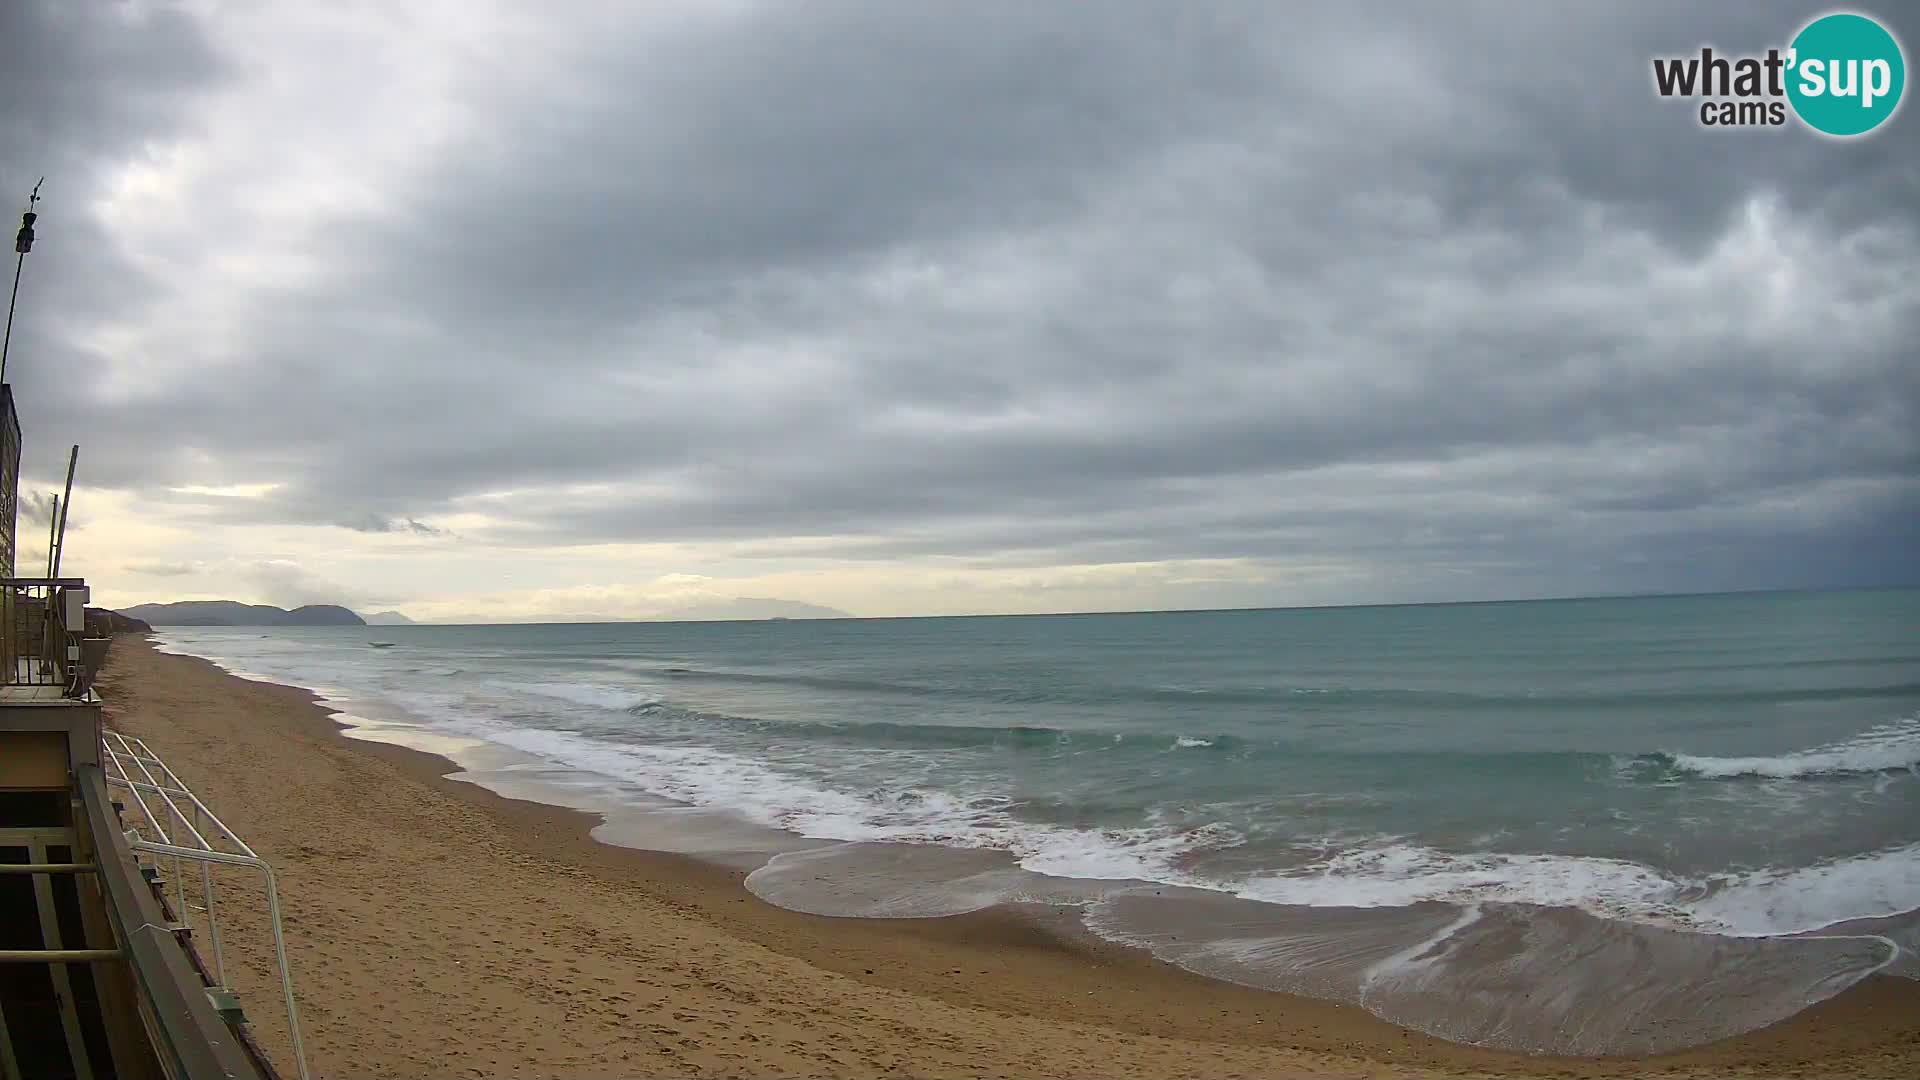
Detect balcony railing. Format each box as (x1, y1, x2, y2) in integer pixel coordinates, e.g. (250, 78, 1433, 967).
(1, 576, 104, 697)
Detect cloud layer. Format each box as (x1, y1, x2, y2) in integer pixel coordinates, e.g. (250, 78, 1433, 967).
(4, 1, 1915, 619)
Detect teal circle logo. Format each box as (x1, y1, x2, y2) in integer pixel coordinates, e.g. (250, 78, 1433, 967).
(1787, 13, 1905, 136)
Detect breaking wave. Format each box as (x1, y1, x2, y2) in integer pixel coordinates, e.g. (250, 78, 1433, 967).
(478, 725, 1248, 884)
(149, 626, 1920, 942)
(1643, 715, 1920, 780)
(442, 724, 1920, 939)
(1233, 841, 1920, 936)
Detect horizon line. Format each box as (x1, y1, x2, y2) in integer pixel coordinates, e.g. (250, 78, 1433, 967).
(117, 582, 1915, 629)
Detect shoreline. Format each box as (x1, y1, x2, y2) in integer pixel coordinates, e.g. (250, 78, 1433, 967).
(99, 636, 1920, 1078)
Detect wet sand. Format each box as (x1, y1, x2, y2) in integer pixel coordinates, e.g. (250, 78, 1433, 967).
(97, 637, 1920, 1079)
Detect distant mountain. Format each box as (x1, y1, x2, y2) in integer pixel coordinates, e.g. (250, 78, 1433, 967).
(286, 605, 364, 625)
(363, 610, 417, 625)
(88, 608, 153, 634)
(655, 597, 851, 621)
(119, 601, 367, 627)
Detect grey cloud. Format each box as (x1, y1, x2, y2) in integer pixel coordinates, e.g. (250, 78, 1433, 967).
(18, 491, 59, 528)
(8, 1, 1919, 604)
(236, 559, 364, 610)
(0, 0, 230, 484)
(335, 513, 451, 537)
(123, 560, 195, 577)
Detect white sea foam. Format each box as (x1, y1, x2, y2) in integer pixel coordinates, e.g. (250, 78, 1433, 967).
(477, 726, 1242, 884)
(1686, 842, 1920, 936)
(150, 632, 1920, 940)
(1020, 821, 1244, 881)
(515, 680, 663, 713)
(488, 727, 889, 833)
(450, 722, 1920, 937)
(1666, 715, 1920, 779)
(1237, 844, 1691, 916)
(1230, 840, 1920, 938)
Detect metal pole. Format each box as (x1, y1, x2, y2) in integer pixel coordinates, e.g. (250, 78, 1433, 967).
(258, 860, 309, 1080)
(1, 179, 43, 388)
(196, 801, 226, 986)
(44, 495, 56, 577)
(51, 444, 76, 578)
(1, 250, 24, 385)
(129, 841, 311, 1080)
(0, 950, 122, 963)
(132, 736, 262, 859)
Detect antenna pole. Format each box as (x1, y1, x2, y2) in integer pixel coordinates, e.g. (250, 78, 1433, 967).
(45, 495, 58, 577)
(51, 444, 76, 579)
(1, 179, 43, 387)
(2, 253, 23, 386)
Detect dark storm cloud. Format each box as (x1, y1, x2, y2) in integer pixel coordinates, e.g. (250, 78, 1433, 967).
(8, 0, 1919, 601)
(0, 2, 224, 162)
(1, 0, 230, 487)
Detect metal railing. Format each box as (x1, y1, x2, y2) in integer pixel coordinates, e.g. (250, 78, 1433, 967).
(0, 575, 92, 693)
(76, 769, 274, 1080)
(101, 730, 310, 1080)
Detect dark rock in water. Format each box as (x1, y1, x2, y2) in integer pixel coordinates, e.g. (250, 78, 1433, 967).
(118, 600, 367, 626)
(85, 607, 154, 635)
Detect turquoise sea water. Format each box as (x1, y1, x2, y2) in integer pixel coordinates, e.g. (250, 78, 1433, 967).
(156, 588, 1920, 1053)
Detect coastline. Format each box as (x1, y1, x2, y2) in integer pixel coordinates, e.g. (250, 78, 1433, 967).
(96, 636, 1920, 1079)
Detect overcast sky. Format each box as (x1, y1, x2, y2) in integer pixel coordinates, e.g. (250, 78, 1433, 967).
(1, 1, 1914, 622)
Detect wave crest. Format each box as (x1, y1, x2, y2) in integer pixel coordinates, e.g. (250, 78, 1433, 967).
(1237, 845, 1691, 915)
(1687, 842, 1920, 935)
(1644, 716, 1920, 780)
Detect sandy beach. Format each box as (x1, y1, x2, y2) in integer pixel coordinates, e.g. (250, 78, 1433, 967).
(94, 637, 1920, 1079)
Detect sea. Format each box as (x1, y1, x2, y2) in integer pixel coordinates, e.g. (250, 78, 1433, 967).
(152, 588, 1920, 1055)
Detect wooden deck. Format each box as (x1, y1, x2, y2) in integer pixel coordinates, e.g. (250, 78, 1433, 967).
(0, 682, 80, 704)
(0, 657, 91, 704)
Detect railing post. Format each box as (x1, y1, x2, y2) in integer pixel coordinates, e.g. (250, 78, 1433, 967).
(0, 577, 89, 687)
(2, 583, 13, 682)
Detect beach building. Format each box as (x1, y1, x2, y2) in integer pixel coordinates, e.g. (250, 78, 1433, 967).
(0, 194, 300, 1079)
